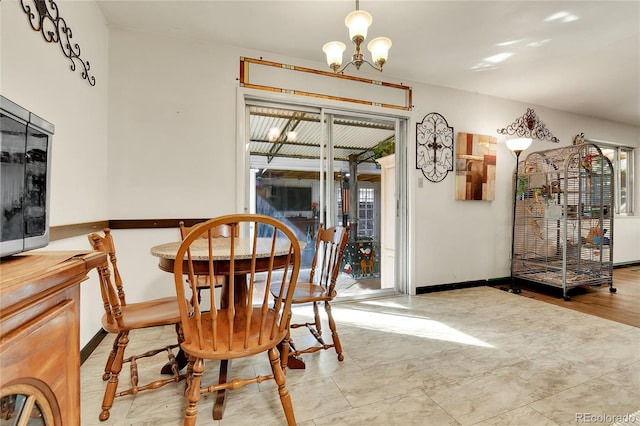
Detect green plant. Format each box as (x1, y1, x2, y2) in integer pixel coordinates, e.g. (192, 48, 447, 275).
(373, 140, 395, 159)
(516, 175, 529, 198)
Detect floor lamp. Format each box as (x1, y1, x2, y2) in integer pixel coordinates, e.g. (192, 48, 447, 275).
(506, 137, 532, 293)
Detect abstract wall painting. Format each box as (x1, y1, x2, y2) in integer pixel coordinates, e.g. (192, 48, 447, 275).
(455, 133, 497, 201)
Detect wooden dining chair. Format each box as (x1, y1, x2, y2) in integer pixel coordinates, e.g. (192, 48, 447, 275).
(178, 221, 237, 303)
(88, 228, 186, 422)
(274, 224, 350, 364)
(173, 214, 301, 426)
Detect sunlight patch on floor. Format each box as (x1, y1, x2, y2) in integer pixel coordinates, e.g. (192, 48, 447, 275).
(291, 305, 494, 348)
(358, 299, 410, 310)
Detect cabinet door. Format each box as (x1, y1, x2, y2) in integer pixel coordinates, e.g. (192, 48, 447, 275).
(0, 292, 80, 426)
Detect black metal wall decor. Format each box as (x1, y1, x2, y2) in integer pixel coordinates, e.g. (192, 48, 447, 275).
(497, 108, 558, 143)
(416, 112, 454, 182)
(20, 0, 96, 86)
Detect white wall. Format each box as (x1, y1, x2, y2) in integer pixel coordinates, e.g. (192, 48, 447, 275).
(2, 2, 639, 349)
(1, 1, 109, 225)
(1, 0, 109, 348)
(107, 30, 240, 219)
(107, 27, 639, 292)
(410, 89, 640, 286)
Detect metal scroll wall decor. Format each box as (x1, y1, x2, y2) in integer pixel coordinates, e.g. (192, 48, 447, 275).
(20, 0, 96, 86)
(497, 108, 558, 143)
(416, 112, 454, 182)
(573, 132, 585, 145)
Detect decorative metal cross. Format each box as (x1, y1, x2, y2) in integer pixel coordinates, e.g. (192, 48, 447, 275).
(416, 112, 454, 182)
(428, 135, 442, 160)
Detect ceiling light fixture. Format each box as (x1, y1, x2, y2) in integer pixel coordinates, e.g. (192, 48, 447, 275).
(267, 127, 281, 142)
(286, 131, 297, 141)
(322, 0, 392, 74)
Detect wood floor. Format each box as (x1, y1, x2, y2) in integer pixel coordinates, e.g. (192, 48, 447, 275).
(513, 264, 639, 328)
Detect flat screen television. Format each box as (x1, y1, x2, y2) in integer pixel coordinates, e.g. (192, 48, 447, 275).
(270, 186, 312, 212)
(0, 96, 54, 258)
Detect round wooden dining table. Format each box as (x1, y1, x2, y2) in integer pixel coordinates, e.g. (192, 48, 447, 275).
(150, 237, 306, 420)
(151, 237, 300, 277)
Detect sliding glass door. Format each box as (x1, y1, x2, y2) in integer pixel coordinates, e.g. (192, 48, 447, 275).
(246, 101, 400, 298)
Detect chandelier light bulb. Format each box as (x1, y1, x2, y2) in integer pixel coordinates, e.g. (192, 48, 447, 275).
(367, 36, 392, 66)
(345, 9, 372, 41)
(322, 41, 346, 70)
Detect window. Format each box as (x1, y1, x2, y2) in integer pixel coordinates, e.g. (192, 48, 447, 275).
(598, 143, 635, 215)
(358, 187, 375, 238)
(335, 185, 376, 237)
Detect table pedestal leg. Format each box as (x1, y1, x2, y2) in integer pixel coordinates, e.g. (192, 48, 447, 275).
(277, 340, 306, 369)
(213, 274, 245, 420)
(160, 348, 188, 375)
(212, 359, 230, 420)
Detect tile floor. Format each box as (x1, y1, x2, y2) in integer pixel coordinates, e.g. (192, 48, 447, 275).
(80, 287, 640, 425)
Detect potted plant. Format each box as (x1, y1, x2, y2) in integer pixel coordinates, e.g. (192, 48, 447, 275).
(373, 139, 395, 159)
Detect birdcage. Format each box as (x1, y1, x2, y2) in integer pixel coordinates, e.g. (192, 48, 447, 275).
(511, 143, 615, 300)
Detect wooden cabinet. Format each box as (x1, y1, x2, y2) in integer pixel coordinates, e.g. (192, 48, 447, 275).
(0, 251, 105, 425)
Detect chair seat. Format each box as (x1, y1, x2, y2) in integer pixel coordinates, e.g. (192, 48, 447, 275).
(102, 296, 181, 333)
(272, 282, 334, 304)
(181, 307, 286, 360)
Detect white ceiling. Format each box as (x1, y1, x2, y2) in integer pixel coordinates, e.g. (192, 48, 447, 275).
(97, 0, 640, 127)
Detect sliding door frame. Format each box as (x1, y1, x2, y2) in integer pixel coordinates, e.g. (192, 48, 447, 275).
(236, 88, 411, 296)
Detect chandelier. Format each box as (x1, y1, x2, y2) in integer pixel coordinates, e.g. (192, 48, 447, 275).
(322, 0, 392, 74)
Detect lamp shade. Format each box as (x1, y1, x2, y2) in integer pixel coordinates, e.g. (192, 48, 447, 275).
(322, 41, 346, 68)
(345, 9, 372, 40)
(505, 137, 532, 153)
(367, 37, 392, 64)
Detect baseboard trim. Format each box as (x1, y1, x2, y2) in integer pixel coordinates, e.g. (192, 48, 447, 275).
(416, 265, 637, 296)
(614, 261, 640, 268)
(416, 279, 489, 295)
(81, 329, 108, 365)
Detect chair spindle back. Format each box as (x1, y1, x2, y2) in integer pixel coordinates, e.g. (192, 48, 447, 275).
(174, 214, 301, 357)
(309, 224, 350, 295)
(88, 228, 127, 329)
